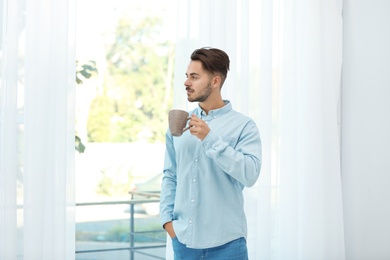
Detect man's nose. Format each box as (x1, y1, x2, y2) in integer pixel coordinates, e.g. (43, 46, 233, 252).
(184, 78, 190, 86)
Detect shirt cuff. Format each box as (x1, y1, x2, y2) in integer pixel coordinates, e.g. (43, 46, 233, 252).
(202, 130, 218, 149)
(160, 214, 173, 228)
(202, 132, 228, 158)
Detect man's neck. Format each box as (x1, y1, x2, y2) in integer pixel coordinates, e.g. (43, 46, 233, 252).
(199, 99, 225, 115)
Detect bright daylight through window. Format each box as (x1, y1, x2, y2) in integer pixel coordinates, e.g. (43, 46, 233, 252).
(75, 1, 176, 259)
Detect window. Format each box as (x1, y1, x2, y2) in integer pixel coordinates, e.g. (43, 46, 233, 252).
(75, 1, 177, 259)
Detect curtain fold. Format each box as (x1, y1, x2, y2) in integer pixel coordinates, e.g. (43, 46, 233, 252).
(0, 0, 75, 259)
(0, 0, 20, 258)
(172, 0, 345, 259)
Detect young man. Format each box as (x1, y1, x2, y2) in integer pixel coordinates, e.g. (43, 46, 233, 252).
(160, 47, 262, 259)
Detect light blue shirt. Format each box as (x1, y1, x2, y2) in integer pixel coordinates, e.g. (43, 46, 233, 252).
(160, 100, 262, 249)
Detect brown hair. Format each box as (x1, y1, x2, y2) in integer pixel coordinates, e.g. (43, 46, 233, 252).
(190, 47, 230, 86)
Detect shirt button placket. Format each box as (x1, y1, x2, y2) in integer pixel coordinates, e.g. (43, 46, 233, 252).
(188, 142, 201, 245)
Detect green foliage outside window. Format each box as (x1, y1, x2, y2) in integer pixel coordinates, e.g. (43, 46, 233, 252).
(76, 60, 98, 153)
(87, 16, 174, 143)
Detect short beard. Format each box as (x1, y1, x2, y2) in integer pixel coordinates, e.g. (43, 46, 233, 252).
(188, 83, 212, 102)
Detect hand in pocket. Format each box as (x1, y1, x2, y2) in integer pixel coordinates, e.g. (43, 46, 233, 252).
(163, 221, 176, 238)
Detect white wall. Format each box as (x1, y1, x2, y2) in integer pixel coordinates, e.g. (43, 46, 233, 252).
(341, 0, 390, 259)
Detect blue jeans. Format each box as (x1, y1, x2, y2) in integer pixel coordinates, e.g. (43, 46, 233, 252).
(171, 237, 248, 260)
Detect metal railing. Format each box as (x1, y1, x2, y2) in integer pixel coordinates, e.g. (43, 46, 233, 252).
(76, 191, 166, 260)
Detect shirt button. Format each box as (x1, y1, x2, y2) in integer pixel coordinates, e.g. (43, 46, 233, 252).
(195, 158, 198, 162)
(191, 199, 195, 203)
(193, 179, 196, 182)
(189, 220, 192, 224)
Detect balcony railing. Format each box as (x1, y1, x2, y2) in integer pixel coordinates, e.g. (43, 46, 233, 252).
(76, 191, 166, 260)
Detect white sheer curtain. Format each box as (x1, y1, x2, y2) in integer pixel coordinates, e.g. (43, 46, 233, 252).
(171, 0, 345, 259)
(0, 0, 75, 259)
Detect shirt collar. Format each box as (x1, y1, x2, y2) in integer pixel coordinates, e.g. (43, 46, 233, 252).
(195, 100, 232, 119)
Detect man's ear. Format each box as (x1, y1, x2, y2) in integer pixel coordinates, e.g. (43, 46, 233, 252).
(212, 75, 222, 89)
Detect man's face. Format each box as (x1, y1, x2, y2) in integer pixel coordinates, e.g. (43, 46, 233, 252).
(184, 60, 212, 103)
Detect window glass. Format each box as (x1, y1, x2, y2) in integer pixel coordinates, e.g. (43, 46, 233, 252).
(76, 1, 176, 258)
